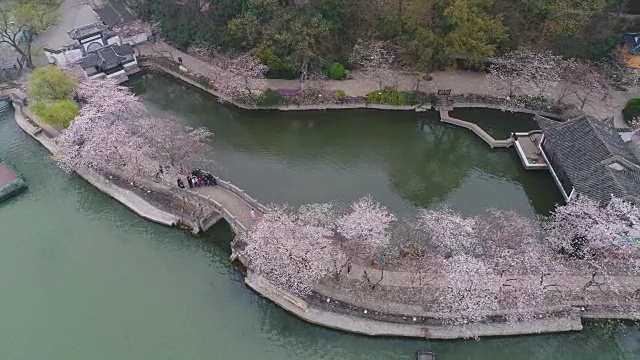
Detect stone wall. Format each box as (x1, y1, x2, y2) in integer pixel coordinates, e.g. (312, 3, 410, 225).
(11, 99, 220, 233)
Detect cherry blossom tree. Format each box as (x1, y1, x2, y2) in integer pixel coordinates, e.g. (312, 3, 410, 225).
(557, 59, 611, 111)
(544, 195, 640, 260)
(414, 207, 476, 256)
(224, 53, 267, 100)
(474, 208, 544, 275)
(240, 205, 339, 295)
(336, 196, 396, 251)
(55, 78, 213, 183)
(349, 40, 395, 91)
(433, 255, 501, 326)
(199, 53, 266, 104)
(486, 49, 563, 110)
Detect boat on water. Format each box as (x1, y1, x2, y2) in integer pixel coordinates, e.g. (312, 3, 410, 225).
(0, 156, 26, 203)
(416, 350, 436, 360)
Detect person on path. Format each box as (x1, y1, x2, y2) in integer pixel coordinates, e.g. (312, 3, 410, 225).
(177, 178, 185, 189)
(187, 176, 193, 188)
(178, 57, 183, 65)
(250, 208, 257, 221)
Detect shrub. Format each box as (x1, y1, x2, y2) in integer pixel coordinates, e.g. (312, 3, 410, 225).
(329, 62, 346, 80)
(622, 98, 640, 125)
(427, 93, 439, 106)
(258, 88, 288, 106)
(254, 47, 299, 79)
(31, 100, 80, 129)
(366, 88, 408, 106)
(335, 89, 347, 102)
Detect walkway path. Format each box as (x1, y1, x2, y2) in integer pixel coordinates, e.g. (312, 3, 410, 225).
(439, 109, 513, 148)
(138, 41, 635, 128)
(191, 179, 265, 232)
(32, 0, 102, 66)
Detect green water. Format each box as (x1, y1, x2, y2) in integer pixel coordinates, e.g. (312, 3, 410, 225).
(0, 82, 637, 358)
(130, 73, 561, 217)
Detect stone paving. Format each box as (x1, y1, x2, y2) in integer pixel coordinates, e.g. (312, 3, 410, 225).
(192, 185, 261, 231)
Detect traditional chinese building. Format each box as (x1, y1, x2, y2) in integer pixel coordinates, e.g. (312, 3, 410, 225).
(78, 43, 138, 82)
(535, 114, 640, 205)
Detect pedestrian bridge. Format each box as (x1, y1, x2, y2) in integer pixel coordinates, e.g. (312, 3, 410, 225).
(192, 178, 267, 233)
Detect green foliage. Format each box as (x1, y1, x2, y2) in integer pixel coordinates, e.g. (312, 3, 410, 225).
(427, 93, 439, 106)
(137, 0, 632, 74)
(328, 62, 346, 80)
(335, 89, 347, 101)
(31, 99, 79, 129)
(366, 88, 419, 106)
(28, 65, 78, 102)
(622, 98, 640, 124)
(258, 89, 288, 107)
(254, 46, 299, 79)
(0, 0, 61, 68)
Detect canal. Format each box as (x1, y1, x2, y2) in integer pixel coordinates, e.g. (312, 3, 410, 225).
(0, 76, 637, 358)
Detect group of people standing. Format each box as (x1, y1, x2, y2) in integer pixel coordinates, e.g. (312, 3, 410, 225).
(176, 169, 217, 189)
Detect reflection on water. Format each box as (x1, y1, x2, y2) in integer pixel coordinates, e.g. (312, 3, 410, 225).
(129, 73, 562, 217)
(0, 85, 636, 359)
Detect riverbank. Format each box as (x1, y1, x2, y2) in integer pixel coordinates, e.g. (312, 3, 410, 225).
(137, 41, 633, 128)
(9, 97, 220, 233)
(231, 240, 639, 340)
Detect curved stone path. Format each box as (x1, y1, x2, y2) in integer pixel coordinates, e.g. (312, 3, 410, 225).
(191, 181, 264, 232)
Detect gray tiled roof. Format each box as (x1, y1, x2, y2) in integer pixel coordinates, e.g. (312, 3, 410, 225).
(94, 2, 135, 27)
(536, 114, 640, 205)
(67, 22, 108, 39)
(79, 44, 134, 70)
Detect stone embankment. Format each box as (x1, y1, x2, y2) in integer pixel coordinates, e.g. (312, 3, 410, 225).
(10, 97, 221, 233)
(142, 59, 432, 113)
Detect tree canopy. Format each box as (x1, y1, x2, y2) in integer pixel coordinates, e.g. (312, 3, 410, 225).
(136, 0, 633, 76)
(0, 0, 60, 69)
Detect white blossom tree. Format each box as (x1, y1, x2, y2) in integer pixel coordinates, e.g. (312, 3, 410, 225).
(433, 255, 501, 326)
(55, 78, 213, 183)
(226, 54, 267, 96)
(336, 196, 396, 251)
(557, 59, 611, 111)
(414, 207, 476, 256)
(544, 196, 640, 261)
(486, 49, 563, 110)
(201, 53, 267, 104)
(349, 40, 395, 91)
(474, 208, 544, 275)
(240, 205, 339, 295)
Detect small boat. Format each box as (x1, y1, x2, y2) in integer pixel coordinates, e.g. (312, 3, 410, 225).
(0, 156, 26, 203)
(416, 350, 436, 360)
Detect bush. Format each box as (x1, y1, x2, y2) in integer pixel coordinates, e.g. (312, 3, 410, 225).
(254, 47, 299, 79)
(335, 89, 347, 102)
(366, 88, 420, 106)
(329, 62, 346, 80)
(623, 98, 640, 125)
(258, 88, 288, 106)
(31, 100, 80, 129)
(427, 93, 439, 106)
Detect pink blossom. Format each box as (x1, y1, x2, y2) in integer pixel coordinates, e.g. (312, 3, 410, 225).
(414, 208, 476, 255)
(336, 196, 396, 249)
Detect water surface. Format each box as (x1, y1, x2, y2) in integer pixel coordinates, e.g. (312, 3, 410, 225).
(130, 73, 561, 217)
(0, 90, 636, 359)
